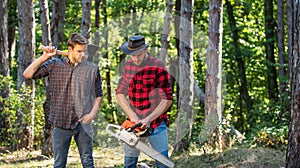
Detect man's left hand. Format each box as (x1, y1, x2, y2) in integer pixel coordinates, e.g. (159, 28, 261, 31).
(78, 113, 95, 124)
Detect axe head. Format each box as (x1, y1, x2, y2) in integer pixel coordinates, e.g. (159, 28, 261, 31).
(87, 44, 100, 59)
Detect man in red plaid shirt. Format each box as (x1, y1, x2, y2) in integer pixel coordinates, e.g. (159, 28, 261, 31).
(116, 35, 173, 168)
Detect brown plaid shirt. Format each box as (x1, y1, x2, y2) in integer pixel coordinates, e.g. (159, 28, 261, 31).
(32, 58, 103, 129)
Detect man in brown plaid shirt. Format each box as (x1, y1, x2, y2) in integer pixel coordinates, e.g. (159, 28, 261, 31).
(23, 33, 103, 168)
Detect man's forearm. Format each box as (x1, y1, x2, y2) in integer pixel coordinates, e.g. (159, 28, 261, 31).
(116, 94, 140, 122)
(23, 54, 49, 78)
(90, 96, 103, 118)
(143, 99, 172, 124)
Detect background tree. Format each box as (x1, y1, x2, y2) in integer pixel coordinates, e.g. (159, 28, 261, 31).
(286, 0, 300, 166)
(39, 0, 52, 157)
(204, 0, 223, 149)
(81, 0, 92, 40)
(264, 0, 278, 100)
(277, 0, 288, 116)
(175, 0, 194, 152)
(0, 0, 9, 78)
(51, 0, 65, 51)
(225, 0, 253, 129)
(16, 0, 35, 150)
(0, 0, 10, 144)
(158, 0, 174, 63)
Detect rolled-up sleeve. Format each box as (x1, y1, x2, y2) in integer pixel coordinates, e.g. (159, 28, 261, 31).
(95, 68, 103, 97)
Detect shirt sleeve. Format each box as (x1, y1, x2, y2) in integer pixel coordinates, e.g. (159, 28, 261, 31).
(116, 66, 129, 95)
(156, 66, 173, 100)
(32, 59, 56, 79)
(95, 68, 103, 97)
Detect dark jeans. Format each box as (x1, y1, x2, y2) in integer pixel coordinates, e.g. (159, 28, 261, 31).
(52, 123, 94, 168)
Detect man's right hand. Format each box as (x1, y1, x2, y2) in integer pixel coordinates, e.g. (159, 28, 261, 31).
(42, 46, 57, 58)
(23, 45, 57, 79)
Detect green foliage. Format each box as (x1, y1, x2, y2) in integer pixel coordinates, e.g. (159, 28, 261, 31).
(3, 0, 289, 153)
(0, 75, 45, 150)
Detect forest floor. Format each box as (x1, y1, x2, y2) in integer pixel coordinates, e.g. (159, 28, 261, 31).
(0, 144, 285, 168)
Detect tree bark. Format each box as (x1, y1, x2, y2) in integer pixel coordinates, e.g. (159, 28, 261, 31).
(264, 0, 278, 100)
(277, 0, 288, 117)
(0, 0, 10, 144)
(39, 0, 52, 157)
(286, 0, 300, 167)
(51, 0, 65, 52)
(225, 0, 253, 127)
(204, 0, 223, 149)
(158, 0, 174, 64)
(102, 0, 112, 106)
(17, 0, 35, 150)
(8, 0, 17, 69)
(0, 0, 9, 77)
(81, 0, 92, 40)
(175, 0, 194, 152)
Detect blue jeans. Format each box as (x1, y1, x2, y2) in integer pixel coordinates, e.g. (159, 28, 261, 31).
(124, 121, 169, 168)
(52, 123, 94, 168)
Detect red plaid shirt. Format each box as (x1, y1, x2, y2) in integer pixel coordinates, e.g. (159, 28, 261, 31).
(116, 55, 173, 128)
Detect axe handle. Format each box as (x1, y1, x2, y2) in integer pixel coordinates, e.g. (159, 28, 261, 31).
(38, 45, 69, 56)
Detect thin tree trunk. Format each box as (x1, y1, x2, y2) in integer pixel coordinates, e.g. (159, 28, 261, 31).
(51, 0, 65, 53)
(0, 0, 10, 144)
(0, 0, 9, 77)
(225, 0, 253, 126)
(204, 0, 223, 149)
(39, 0, 52, 157)
(93, 0, 101, 65)
(286, 0, 300, 167)
(159, 0, 174, 64)
(81, 0, 92, 40)
(277, 0, 288, 117)
(264, 0, 278, 100)
(102, 0, 112, 106)
(17, 0, 35, 150)
(175, 0, 194, 152)
(8, 0, 17, 69)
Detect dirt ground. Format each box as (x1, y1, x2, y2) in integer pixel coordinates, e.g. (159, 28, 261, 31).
(0, 145, 285, 168)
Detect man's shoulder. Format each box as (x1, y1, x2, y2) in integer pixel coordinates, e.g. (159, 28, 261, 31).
(82, 60, 98, 68)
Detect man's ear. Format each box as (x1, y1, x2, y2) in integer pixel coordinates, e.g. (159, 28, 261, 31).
(68, 46, 72, 52)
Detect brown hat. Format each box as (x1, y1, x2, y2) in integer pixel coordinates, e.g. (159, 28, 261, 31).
(121, 35, 149, 55)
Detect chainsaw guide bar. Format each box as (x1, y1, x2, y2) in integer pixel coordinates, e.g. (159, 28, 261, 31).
(106, 124, 175, 168)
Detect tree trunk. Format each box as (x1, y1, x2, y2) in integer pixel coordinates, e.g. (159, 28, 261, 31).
(0, 0, 9, 77)
(204, 0, 223, 149)
(17, 0, 35, 150)
(174, 0, 194, 152)
(264, 0, 278, 100)
(8, 0, 17, 70)
(81, 0, 92, 40)
(93, 0, 100, 65)
(51, 0, 65, 52)
(225, 0, 253, 128)
(39, 0, 52, 157)
(286, 0, 300, 167)
(102, 0, 112, 106)
(0, 0, 10, 144)
(158, 0, 174, 64)
(277, 0, 288, 117)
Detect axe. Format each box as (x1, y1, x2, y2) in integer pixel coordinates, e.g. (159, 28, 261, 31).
(38, 44, 100, 58)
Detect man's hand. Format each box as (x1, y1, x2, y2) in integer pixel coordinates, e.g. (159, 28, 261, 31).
(78, 113, 95, 124)
(42, 45, 57, 59)
(139, 118, 151, 130)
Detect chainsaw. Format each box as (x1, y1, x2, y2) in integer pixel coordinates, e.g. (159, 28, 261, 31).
(106, 120, 175, 168)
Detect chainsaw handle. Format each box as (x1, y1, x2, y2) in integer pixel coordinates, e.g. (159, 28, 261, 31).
(127, 123, 143, 132)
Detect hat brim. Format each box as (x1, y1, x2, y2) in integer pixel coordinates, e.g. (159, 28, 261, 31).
(121, 42, 149, 55)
